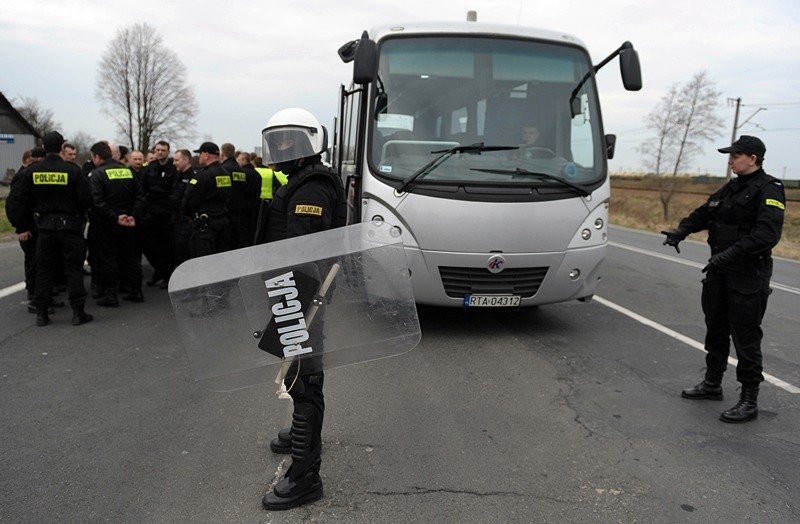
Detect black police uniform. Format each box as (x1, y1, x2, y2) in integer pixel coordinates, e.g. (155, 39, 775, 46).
(239, 161, 263, 246)
(6, 165, 40, 306)
(675, 168, 785, 393)
(89, 161, 146, 306)
(10, 153, 93, 325)
(222, 157, 261, 249)
(262, 159, 347, 511)
(141, 159, 177, 283)
(170, 167, 195, 267)
(181, 160, 232, 258)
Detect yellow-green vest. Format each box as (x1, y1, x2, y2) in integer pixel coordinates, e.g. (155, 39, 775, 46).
(255, 167, 288, 200)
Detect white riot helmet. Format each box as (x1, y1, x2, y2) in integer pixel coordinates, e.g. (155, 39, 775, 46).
(261, 108, 327, 165)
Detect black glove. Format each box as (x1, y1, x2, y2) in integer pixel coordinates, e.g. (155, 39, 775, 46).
(661, 229, 687, 253)
(702, 245, 744, 273)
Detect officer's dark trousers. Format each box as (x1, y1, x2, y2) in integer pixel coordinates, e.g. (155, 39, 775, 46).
(34, 226, 87, 310)
(228, 212, 253, 250)
(91, 220, 141, 290)
(141, 207, 175, 279)
(188, 217, 231, 259)
(19, 234, 37, 297)
(172, 218, 192, 267)
(701, 266, 771, 385)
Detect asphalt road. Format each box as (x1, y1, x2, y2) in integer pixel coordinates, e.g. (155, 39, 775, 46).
(1, 226, 798, 524)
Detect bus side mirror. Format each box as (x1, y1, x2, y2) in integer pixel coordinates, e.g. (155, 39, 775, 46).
(353, 32, 376, 85)
(619, 45, 642, 91)
(605, 134, 617, 160)
(338, 40, 359, 63)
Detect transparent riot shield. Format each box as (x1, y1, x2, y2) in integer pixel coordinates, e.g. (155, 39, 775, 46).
(169, 221, 421, 391)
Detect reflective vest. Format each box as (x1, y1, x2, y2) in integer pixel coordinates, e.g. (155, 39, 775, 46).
(255, 167, 288, 200)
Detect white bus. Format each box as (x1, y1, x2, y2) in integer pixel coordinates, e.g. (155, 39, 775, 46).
(333, 19, 641, 307)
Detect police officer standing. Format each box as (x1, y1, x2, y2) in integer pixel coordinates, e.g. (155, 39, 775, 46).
(220, 143, 260, 249)
(662, 135, 785, 423)
(181, 142, 232, 258)
(88, 141, 146, 306)
(170, 149, 195, 267)
(7, 147, 47, 313)
(260, 108, 346, 511)
(141, 140, 177, 286)
(9, 131, 93, 326)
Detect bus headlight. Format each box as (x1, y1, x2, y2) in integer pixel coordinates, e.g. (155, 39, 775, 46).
(594, 218, 604, 229)
(581, 228, 591, 240)
(569, 269, 581, 280)
(372, 215, 384, 224)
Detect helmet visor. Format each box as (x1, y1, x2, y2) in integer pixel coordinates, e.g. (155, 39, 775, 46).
(262, 125, 320, 165)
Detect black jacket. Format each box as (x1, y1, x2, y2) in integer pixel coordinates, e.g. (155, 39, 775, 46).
(89, 161, 146, 224)
(7, 154, 92, 232)
(266, 163, 346, 241)
(678, 168, 785, 266)
(181, 161, 232, 217)
(143, 158, 177, 210)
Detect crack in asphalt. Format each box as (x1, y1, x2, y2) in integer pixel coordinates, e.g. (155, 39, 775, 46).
(365, 486, 524, 498)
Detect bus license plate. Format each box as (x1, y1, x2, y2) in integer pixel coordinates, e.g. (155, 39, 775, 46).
(464, 294, 521, 307)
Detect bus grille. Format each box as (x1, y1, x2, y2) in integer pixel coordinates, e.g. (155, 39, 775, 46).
(438, 266, 549, 298)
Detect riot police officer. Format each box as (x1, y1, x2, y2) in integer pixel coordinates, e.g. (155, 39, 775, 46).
(181, 142, 232, 258)
(9, 131, 94, 326)
(662, 135, 785, 423)
(260, 108, 346, 511)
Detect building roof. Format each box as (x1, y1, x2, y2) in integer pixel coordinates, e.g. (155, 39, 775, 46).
(0, 91, 40, 138)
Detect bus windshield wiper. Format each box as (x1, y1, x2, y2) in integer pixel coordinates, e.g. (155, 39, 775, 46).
(470, 167, 590, 197)
(396, 142, 517, 193)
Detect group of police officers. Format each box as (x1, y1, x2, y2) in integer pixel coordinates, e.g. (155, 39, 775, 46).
(7, 131, 290, 320)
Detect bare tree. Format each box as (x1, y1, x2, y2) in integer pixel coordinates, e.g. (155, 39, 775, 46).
(14, 96, 60, 138)
(638, 71, 724, 220)
(95, 22, 197, 152)
(638, 82, 680, 178)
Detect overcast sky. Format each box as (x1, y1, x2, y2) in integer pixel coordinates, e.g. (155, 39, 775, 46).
(2, 0, 799, 178)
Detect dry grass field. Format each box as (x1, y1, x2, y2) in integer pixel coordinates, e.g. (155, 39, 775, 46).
(610, 177, 800, 261)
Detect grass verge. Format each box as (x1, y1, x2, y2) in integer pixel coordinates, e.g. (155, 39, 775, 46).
(610, 180, 800, 261)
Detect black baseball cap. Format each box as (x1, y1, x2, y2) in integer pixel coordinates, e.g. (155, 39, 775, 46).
(718, 135, 766, 158)
(193, 141, 220, 155)
(42, 131, 65, 153)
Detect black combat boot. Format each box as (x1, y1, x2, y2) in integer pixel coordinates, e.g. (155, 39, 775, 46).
(263, 374, 324, 511)
(36, 309, 50, 327)
(263, 403, 323, 510)
(96, 286, 119, 307)
(270, 427, 292, 454)
(122, 289, 145, 303)
(681, 369, 724, 400)
(720, 384, 759, 423)
(72, 304, 94, 326)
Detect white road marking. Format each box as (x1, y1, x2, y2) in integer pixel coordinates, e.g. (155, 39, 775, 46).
(595, 295, 800, 394)
(609, 241, 800, 296)
(0, 281, 26, 299)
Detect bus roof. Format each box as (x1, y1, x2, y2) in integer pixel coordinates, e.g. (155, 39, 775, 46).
(365, 21, 589, 52)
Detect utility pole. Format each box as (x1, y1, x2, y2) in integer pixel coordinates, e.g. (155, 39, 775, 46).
(725, 97, 741, 179)
(725, 97, 766, 179)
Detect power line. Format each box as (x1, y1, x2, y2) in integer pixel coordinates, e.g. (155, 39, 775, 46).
(741, 102, 800, 108)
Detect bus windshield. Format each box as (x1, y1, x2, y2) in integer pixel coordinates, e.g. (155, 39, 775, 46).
(369, 36, 604, 189)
